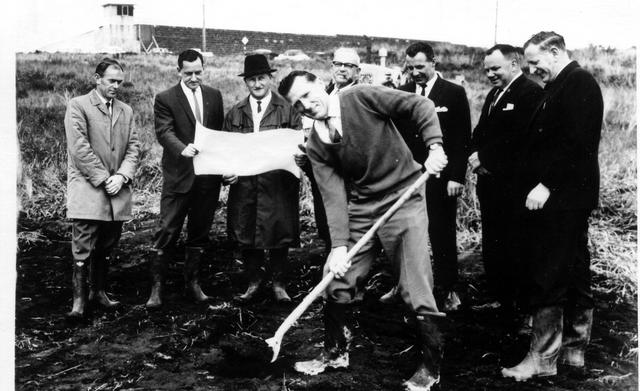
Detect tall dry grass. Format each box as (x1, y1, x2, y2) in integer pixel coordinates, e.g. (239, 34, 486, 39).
(16, 48, 637, 303)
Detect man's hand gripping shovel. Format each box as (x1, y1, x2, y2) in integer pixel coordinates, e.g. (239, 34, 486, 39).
(265, 170, 443, 362)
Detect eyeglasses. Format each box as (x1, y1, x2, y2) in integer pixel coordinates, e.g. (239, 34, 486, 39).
(332, 61, 358, 69)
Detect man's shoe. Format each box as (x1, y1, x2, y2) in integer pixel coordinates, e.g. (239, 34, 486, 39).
(443, 290, 462, 312)
(501, 352, 557, 381)
(403, 363, 440, 391)
(272, 282, 292, 302)
(235, 280, 262, 302)
(184, 247, 211, 302)
(379, 285, 399, 304)
(146, 250, 168, 309)
(293, 351, 349, 375)
(67, 259, 88, 318)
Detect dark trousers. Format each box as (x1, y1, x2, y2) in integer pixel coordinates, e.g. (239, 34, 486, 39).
(72, 220, 123, 261)
(523, 208, 594, 310)
(425, 176, 459, 291)
(327, 183, 439, 316)
(154, 176, 222, 251)
(241, 247, 288, 281)
(304, 163, 331, 250)
(477, 176, 521, 306)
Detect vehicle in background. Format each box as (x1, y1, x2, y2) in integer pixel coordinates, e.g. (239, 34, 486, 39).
(274, 49, 310, 62)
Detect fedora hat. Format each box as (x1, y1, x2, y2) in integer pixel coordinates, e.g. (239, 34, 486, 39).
(239, 54, 277, 78)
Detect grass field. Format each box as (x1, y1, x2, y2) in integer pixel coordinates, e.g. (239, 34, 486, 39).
(16, 47, 637, 305)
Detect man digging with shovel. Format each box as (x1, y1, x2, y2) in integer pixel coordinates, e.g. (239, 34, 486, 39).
(279, 71, 448, 391)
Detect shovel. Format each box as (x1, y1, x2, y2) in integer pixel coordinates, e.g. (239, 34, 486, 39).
(265, 170, 439, 362)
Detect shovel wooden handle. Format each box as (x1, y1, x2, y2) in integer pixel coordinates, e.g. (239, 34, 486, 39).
(266, 171, 432, 359)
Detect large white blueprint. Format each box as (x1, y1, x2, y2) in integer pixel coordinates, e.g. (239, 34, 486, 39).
(193, 122, 304, 178)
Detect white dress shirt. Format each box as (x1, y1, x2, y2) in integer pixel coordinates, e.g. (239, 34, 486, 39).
(313, 93, 342, 143)
(180, 81, 204, 123)
(494, 71, 523, 106)
(415, 73, 439, 97)
(249, 91, 272, 133)
(95, 90, 113, 116)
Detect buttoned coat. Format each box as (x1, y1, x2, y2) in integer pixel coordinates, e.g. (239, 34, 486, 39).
(397, 77, 471, 183)
(471, 74, 544, 179)
(155, 83, 224, 194)
(65, 89, 139, 221)
(222, 92, 303, 249)
(518, 61, 603, 211)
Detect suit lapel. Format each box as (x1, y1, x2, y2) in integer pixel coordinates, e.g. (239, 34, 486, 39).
(427, 77, 444, 106)
(90, 90, 111, 144)
(111, 101, 122, 127)
(201, 86, 210, 127)
(175, 84, 196, 127)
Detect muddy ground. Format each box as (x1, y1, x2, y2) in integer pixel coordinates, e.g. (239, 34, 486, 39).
(16, 216, 638, 391)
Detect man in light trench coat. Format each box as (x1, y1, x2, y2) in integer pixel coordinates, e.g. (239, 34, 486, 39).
(64, 58, 139, 318)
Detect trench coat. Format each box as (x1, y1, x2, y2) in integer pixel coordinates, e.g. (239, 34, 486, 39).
(222, 92, 302, 249)
(64, 89, 139, 221)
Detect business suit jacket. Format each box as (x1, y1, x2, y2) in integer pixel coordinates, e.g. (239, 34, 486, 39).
(154, 83, 224, 193)
(65, 89, 139, 221)
(398, 77, 471, 183)
(471, 74, 544, 179)
(518, 61, 603, 211)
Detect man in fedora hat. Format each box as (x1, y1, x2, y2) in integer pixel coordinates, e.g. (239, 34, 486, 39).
(222, 54, 302, 302)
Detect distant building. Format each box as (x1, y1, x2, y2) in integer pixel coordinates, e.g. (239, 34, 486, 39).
(39, 2, 140, 53)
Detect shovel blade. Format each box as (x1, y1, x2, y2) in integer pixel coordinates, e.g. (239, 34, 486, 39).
(265, 335, 282, 363)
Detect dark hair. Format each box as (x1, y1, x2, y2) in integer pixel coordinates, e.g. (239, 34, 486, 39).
(178, 49, 204, 69)
(405, 42, 435, 61)
(95, 58, 123, 76)
(485, 44, 522, 62)
(523, 31, 566, 51)
(278, 70, 317, 98)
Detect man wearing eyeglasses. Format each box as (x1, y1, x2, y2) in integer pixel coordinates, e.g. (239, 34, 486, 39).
(297, 48, 362, 260)
(326, 47, 361, 95)
(382, 42, 471, 312)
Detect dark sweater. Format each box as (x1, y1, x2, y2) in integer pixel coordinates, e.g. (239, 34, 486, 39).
(307, 85, 442, 247)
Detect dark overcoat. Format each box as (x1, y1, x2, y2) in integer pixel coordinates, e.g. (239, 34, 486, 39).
(222, 92, 302, 249)
(518, 61, 603, 211)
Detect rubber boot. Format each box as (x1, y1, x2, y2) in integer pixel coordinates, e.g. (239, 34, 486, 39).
(184, 247, 211, 302)
(145, 250, 168, 308)
(501, 306, 563, 381)
(235, 249, 264, 303)
(89, 251, 120, 308)
(270, 248, 291, 302)
(561, 307, 593, 367)
(67, 259, 88, 318)
(379, 285, 399, 304)
(294, 301, 352, 375)
(403, 314, 443, 391)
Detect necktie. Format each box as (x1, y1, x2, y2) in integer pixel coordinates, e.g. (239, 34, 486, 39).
(420, 85, 426, 96)
(327, 119, 342, 143)
(105, 101, 112, 117)
(257, 100, 262, 113)
(489, 88, 502, 114)
(192, 89, 202, 123)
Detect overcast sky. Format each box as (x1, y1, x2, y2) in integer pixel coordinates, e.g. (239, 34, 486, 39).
(12, 0, 639, 51)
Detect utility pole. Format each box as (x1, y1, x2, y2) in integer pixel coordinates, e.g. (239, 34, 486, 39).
(494, 0, 499, 44)
(202, 0, 206, 52)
